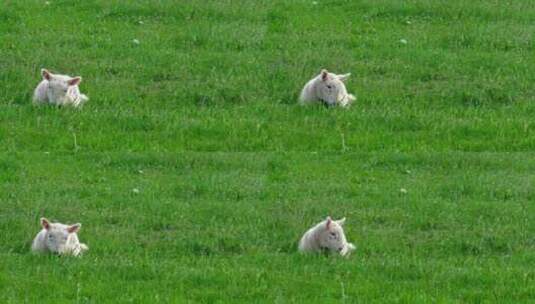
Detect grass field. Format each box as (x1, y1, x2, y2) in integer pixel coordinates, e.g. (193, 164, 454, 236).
(1, 0, 535, 302)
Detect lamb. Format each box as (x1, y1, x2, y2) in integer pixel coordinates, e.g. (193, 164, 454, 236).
(299, 69, 356, 107)
(298, 216, 356, 257)
(33, 69, 89, 107)
(31, 218, 89, 257)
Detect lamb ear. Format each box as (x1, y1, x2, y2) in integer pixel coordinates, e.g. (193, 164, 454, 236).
(320, 69, 329, 81)
(41, 69, 52, 80)
(68, 77, 81, 86)
(325, 216, 332, 230)
(337, 73, 351, 82)
(40, 217, 50, 230)
(336, 217, 346, 226)
(67, 223, 81, 233)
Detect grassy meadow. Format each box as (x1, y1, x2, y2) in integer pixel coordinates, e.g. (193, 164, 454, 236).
(1, 0, 534, 302)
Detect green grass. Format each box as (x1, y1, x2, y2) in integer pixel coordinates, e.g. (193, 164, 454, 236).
(1, 0, 534, 302)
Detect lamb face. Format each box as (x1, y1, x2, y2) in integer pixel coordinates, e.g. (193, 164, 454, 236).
(316, 70, 348, 106)
(34, 69, 88, 107)
(32, 217, 87, 256)
(317, 217, 353, 255)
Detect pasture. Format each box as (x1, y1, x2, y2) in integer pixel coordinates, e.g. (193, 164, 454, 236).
(1, 0, 534, 302)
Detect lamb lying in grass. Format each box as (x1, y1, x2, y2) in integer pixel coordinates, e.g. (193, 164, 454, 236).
(31, 218, 88, 257)
(33, 69, 89, 107)
(299, 216, 356, 257)
(299, 69, 356, 107)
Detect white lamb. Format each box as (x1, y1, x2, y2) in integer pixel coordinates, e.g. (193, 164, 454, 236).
(33, 69, 89, 107)
(31, 218, 89, 257)
(298, 216, 356, 257)
(299, 69, 356, 107)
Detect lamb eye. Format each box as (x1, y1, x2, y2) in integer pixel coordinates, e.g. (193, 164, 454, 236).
(48, 234, 53, 239)
(330, 232, 337, 237)
(327, 85, 332, 89)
